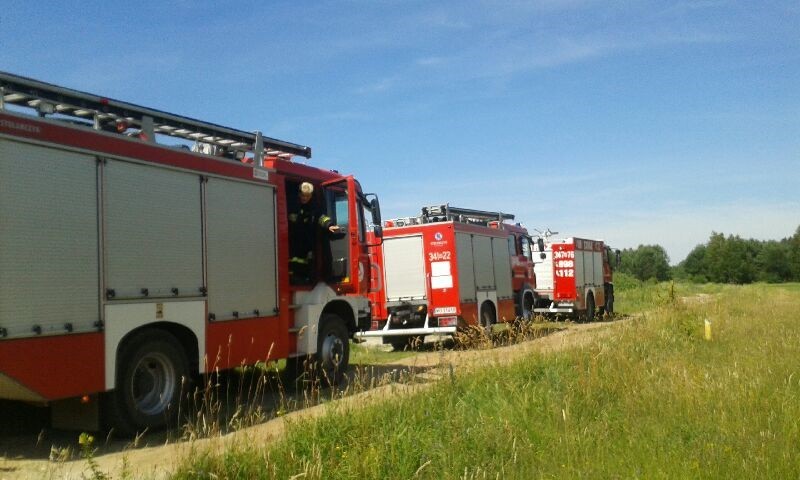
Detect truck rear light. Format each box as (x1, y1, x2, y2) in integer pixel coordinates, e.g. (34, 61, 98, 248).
(439, 316, 458, 327)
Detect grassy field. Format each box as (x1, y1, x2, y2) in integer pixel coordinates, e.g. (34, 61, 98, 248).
(172, 280, 800, 479)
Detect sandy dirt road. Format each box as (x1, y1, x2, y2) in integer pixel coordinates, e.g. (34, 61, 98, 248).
(0, 320, 620, 479)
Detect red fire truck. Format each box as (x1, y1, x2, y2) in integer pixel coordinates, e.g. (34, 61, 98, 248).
(532, 236, 618, 321)
(360, 205, 536, 349)
(0, 72, 382, 434)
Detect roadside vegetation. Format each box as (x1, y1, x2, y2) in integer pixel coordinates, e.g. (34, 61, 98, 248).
(171, 280, 800, 479)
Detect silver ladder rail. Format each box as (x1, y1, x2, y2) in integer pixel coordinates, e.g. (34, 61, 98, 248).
(0, 71, 311, 159)
(421, 203, 514, 225)
(386, 204, 515, 227)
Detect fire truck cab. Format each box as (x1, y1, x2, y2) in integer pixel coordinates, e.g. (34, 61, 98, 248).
(0, 72, 381, 434)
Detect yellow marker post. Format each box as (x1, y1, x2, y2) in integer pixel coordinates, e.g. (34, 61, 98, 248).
(704, 319, 712, 341)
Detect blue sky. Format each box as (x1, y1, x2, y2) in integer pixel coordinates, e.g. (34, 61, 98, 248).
(2, 1, 798, 263)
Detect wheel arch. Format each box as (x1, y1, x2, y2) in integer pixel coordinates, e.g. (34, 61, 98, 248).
(583, 286, 596, 306)
(586, 287, 595, 300)
(322, 299, 357, 334)
(582, 289, 597, 323)
(114, 322, 199, 382)
(480, 298, 497, 325)
(104, 301, 206, 391)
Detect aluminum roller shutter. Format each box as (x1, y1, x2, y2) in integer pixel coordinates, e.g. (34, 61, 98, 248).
(383, 235, 426, 301)
(492, 237, 513, 300)
(0, 139, 99, 337)
(456, 233, 476, 302)
(472, 235, 495, 291)
(205, 177, 277, 321)
(104, 159, 203, 299)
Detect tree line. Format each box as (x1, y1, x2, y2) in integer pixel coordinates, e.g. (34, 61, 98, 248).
(616, 226, 800, 283)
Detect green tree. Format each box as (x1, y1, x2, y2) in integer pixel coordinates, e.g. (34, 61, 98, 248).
(676, 225, 800, 284)
(788, 226, 800, 281)
(704, 232, 727, 282)
(619, 244, 671, 281)
(681, 244, 708, 282)
(755, 241, 791, 283)
(704, 233, 758, 284)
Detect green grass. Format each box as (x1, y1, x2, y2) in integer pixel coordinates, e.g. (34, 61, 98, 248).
(173, 283, 800, 479)
(613, 272, 727, 314)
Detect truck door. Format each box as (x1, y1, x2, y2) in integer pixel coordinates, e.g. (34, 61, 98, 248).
(322, 176, 360, 294)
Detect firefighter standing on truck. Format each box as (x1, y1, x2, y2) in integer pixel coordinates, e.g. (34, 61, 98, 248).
(288, 182, 340, 284)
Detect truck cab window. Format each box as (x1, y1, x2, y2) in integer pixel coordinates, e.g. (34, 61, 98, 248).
(521, 237, 533, 261)
(332, 194, 349, 228)
(357, 201, 371, 242)
(325, 186, 351, 281)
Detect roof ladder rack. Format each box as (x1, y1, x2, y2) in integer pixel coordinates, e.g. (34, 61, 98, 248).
(0, 71, 311, 159)
(421, 204, 514, 225)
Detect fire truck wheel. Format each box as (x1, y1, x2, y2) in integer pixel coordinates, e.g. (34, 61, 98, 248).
(105, 330, 189, 436)
(315, 314, 350, 386)
(583, 294, 596, 323)
(605, 293, 614, 316)
(522, 293, 534, 321)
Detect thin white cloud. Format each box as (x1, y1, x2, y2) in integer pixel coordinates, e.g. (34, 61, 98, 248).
(359, 27, 732, 95)
(355, 77, 401, 95)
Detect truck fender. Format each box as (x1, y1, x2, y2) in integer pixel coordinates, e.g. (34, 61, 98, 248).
(292, 283, 364, 357)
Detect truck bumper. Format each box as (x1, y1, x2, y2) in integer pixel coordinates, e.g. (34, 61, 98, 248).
(533, 304, 574, 314)
(355, 327, 457, 338)
(354, 313, 458, 338)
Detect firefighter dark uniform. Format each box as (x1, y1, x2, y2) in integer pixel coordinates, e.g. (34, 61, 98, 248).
(288, 194, 334, 284)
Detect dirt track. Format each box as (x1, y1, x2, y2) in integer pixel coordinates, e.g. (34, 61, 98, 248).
(0, 320, 619, 479)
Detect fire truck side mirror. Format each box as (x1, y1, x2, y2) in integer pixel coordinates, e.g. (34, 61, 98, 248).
(373, 224, 383, 239)
(615, 249, 621, 267)
(367, 195, 382, 226)
(536, 237, 545, 252)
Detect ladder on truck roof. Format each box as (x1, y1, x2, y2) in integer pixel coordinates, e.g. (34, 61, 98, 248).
(421, 204, 514, 226)
(0, 71, 311, 159)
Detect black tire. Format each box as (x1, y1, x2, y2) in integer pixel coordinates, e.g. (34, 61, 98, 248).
(104, 330, 190, 436)
(480, 302, 495, 335)
(315, 313, 350, 386)
(583, 294, 595, 323)
(522, 293, 534, 321)
(605, 289, 615, 316)
(285, 314, 350, 389)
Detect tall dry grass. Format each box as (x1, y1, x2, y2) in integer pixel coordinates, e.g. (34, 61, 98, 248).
(171, 282, 800, 479)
